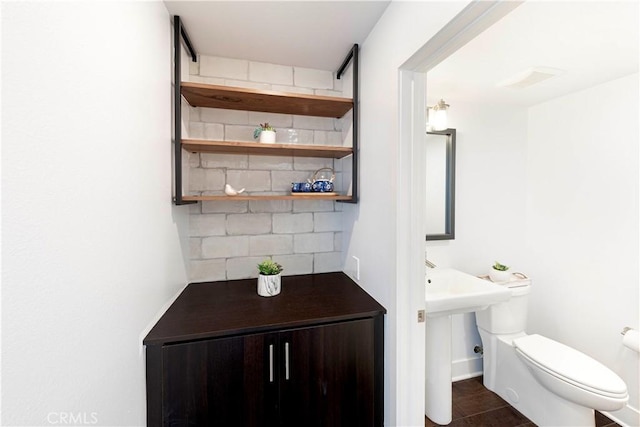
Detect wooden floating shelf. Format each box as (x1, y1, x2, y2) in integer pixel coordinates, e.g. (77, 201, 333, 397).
(182, 194, 352, 202)
(181, 82, 353, 118)
(182, 139, 353, 159)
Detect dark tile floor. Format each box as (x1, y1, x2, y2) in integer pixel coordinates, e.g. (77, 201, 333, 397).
(425, 376, 621, 427)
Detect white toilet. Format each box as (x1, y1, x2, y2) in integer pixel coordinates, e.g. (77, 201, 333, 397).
(475, 276, 628, 426)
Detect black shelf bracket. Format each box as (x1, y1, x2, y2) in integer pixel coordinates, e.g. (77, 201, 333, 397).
(336, 44, 359, 204)
(173, 16, 197, 205)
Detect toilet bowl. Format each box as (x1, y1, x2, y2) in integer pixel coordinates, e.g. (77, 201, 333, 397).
(476, 277, 628, 426)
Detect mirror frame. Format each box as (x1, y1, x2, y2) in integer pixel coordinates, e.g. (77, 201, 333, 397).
(426, 128, 456, 241)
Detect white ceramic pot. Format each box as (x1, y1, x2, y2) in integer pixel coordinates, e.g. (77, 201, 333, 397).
(257, 273, 281, 297)
(259, 130, 276, 144)
(489, 268, 512, 283)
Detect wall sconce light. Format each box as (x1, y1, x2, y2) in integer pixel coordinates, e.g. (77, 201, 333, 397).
(428, 99, 450, 131)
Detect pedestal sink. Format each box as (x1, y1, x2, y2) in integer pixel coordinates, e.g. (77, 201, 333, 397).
(424, 268, 511, 425)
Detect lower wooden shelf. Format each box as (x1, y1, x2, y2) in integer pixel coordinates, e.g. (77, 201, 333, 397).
(182, 194, 352, 202)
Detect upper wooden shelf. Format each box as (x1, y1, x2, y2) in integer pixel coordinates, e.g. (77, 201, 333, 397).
(181, 82, 353, 118)
(182, 139, 353, 159)
(182, 194, 352, 202)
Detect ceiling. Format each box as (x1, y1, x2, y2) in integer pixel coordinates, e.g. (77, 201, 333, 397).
(427, 1, 639, 108)
(163, 0, 390, 70)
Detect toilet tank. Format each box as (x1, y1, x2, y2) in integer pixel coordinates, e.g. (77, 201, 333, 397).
(476, 277, 531, 334)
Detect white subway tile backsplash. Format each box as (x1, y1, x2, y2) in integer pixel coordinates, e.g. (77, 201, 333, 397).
(272, 254, 313, 276)
(249, 155, 293, 171)
(313, 130, 343, 146)
(200, 56, 248, 80)
(226, 256, 264, 280)
(271, 170, 311, 192)
(249, 234, 293, 256)
(313, 251, 342, 273)
(190, 238, 202, 259)
(293, 115, 337, 131)
(293, 200, 335, 213)
(273, 213, 313, 234)
(201, 153, 249, 169)
(202, 236, 249, 258)
(189, 214, 226, 237)
(334, 232, 343, 251)
(249, 199, 292, 213)
(189, 75, 226, 86)
(224, 80, 271, 90)
(189, 152, 200, 168)
(313, 212, 342, 233)
(204, 123, 224, 140)
(189, 59, 199, 76)
(249, 61, 293, 85)
(225, 125, 258, 142)
(227, 170, 271, 192)
(271, 85, 314, 95)
(189, 106, 200, 122)
(189, 55, 347, 281)
(314, 89, 344, 98)
(202, 200, 248, 214)
(294, 232, 334, 253)
(226, 213, 271, 235)
(294, 67, 333, 89)
(293, 157, 334, 171)
(200, 108, 249, 125)
(190, 259, 227, 282)
(248, 112, 293, 129)
(189, 168, 225, 192)
(189, 122, 204, 139)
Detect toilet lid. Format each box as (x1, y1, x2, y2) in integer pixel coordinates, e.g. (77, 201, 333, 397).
(513, 334, 627, 397)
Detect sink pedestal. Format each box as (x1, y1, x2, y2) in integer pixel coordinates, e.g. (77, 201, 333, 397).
(425, 314, 452, 425)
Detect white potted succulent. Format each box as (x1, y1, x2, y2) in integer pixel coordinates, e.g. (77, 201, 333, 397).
(489, 261, 511, 282)
(254, 122, 276, 144)
(257, 260, 283, 297)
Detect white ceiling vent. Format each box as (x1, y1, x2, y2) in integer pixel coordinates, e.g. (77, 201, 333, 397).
(498, 67, 565, 89)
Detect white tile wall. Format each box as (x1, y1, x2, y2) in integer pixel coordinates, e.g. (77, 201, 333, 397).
(187, 54, 349, 281)
(250, 62, 293, 85)
(294, 67, 333, 89)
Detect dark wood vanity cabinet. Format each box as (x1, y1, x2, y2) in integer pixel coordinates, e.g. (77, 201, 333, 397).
(144, 272, 385, 427)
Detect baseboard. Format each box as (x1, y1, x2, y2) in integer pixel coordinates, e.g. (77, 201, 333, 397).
(451, 356, 483, 382)
(602, 404, 640, 427)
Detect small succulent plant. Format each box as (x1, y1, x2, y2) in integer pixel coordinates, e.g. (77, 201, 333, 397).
(492, 261, 510, 272)
(253, 123, 276, 139)
(257, 259, 283, 275)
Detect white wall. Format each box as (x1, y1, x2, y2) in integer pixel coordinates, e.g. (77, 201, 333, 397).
(2, 2, 189, 425)
(342, 2, 470, 425)
(525, 73, 639, 425)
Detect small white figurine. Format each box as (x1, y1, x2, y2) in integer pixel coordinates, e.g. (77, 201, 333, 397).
(224, 184, 245, 196)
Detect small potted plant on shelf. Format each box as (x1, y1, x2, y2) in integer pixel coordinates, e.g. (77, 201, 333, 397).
(257, 259, 283, 297)
(489, 261, 511, 283)
(254, 123, 276, 144)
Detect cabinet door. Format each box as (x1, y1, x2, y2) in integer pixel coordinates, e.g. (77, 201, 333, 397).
(162, 333, 278, 427)
(279, 319, 376, 427)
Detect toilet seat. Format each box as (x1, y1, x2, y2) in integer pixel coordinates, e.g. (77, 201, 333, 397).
(513, 334, 627, 399)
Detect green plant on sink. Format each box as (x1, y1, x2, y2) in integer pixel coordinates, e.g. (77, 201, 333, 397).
(489, 261, 511, 282)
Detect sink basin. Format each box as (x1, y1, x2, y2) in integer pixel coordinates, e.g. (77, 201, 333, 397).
(424, 268, 512, 424)
(425, 268, 511, 317)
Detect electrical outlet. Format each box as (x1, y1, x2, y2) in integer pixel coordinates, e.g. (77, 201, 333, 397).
(352, 256, 360, 280)
(417, 310, 425, 323)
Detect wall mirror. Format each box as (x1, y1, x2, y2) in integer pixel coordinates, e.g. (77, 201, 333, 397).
(425, 128, 456, 240)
